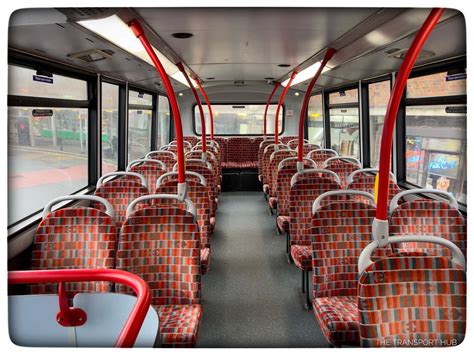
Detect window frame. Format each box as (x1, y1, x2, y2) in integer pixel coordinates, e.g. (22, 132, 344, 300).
(191, 102, 286, 136)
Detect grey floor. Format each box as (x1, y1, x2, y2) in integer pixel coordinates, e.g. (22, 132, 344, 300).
(198, 191, 327, 347)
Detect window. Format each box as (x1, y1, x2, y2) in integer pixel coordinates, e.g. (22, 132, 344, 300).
(157, 95, 170, 148)
(307, 94, 324, 147)
(368, 80, 391, 167)
(194, 104, 283, 135)
(405, 69, 466, 204)
(101, 82, 119, 174)
(128, 90, 153, 162)
(328, 88, 360, 159)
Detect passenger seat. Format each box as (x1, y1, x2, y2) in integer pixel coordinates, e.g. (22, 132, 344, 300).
(127, 159, 167, 194)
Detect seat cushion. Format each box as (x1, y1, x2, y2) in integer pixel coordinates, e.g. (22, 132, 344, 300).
(268, 197, 278, 209)
(277, 215, 290, 233)
(290, 244, 312, 270)
(263, 184, 270, 194)
(210, 217, 216, 232)
(200, 248, 210, 275)
(156, 304, 203, 347)
(312, 296, 360, 346)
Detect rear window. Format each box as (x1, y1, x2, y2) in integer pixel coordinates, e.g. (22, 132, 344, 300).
(194, 104, 283, 135)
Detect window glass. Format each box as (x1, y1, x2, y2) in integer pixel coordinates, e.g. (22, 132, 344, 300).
(128, 109, 152, 161)
(407, 71, 466, 99)
(101, 83, 119, 174)
(8, 65, 87, 100)
(128, 90, 153, 106)
(157, 95, 170, 148)
(368, 80, 391, 167)
(329, 88, 358, 105)
(329, 107, 360, 159)
(8, 106, 88, 225)
(405, 104, 466, 203)
(194, 104, 283, 135)
(307, 94, 324, 147)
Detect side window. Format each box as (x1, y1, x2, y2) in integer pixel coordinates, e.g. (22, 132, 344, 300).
(368, 80, 391, 168)
(405, 70, 466, 203)
(157, 95, 170, 148)
(128, 90, 153, 161)
(101, 82, 119, 174)
(8, 65, 89, 225)
(307, 94, 324, 147)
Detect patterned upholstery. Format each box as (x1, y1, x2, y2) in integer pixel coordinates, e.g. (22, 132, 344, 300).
(116, 205, 202, 347)
(31, 207, 117, 295)
(390, 199, 467, 258)
(186, 151, 221, 191)
(184, 136, 200, 146)
(224, 137, 258, 169)
(268, 149, 296, 198)
(288, 172, 340, 269)
(95, 177, 149, 226)
(164, 144, 190, 154)
(358, 253, 466, 347)
(294, 143, 320, 156)
(348, 174, 400, 205)
(147, 151, 177, 171)
(129, 161, 167, 194)
(324, 158, 361, 188)
(290, 244, 313, 270)
(185, 161, 217, 216)
(155, 180, 212, 274)
(307, 150, 338, 169)
(258, 139, 276, 179)
(280, 135, 298, 144)
(262, 144, 287, 190)
(277, 215, 290, 233)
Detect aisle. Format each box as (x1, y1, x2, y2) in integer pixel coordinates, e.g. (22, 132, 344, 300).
(197, 191, 327, 347)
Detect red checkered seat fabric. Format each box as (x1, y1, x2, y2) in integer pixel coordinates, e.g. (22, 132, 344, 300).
(289, 172, 341, 270)
(116, 205, 202, 347)
(307, 150, 338, 169)
(184, 136, 200, 146)
(224, 137, 257, 169)
(358, 252, 466, 347)
(129, 161, 167, 194)
(311, 199, 391, 346)
(31, 207, 117, 295)
(287, 139, 306, 150)
(294, 143, 320, 156)
(390, 199, 467, 258)
(324, 158, 361, 188)
(267, 149, 296, 204)
(262, 144, 288, 193)
(258, 139, 276, 181)
(348, 175, 400, 205)
(164, 144, 190, 154)
(184, 161, 217, 217)
(281, 135, 298, 144)
(186, 151, 221, 192)
(146, 151, 177, 171)
(155, 180, 212, 274)
(95, 177, 149, 226)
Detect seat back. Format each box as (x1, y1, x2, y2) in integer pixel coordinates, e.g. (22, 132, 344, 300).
(179, 160, 216, 214)
(294, 143, 320, 156)
(389, 190, 466, 258)
(289, 170, 341, 246)
(95, 172, 149, 226)
(31, 196, 117, 295)
(287, 139, 309, 150)
(186, 150, 220, 187)
(116, 205, 201, 307)
(183, 136, 200, 146)
(324, 157, 361, 188)
(258, 139, 277, 176)
(311, 191, 391, 299)
(268, 149, 296, 196)
(347, 173, 400, 205)
(280, 135, 298, 144)
(307, 149, 338, 169)
(262, 144, 288, 185)
(145, 151, 177, 171)
(358, 252, 466, 347)
(127, 159, 167, 194)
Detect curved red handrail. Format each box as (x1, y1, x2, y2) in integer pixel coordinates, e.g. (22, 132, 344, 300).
(298, 48, 336, 161)
(193, 78, 214, 140)
(264, 82, 280, 139)
(177, 63, 206, 153)
(275, 71, 298, 144)
(129, 20, 185, 184)
(8, 269, 151, 348)
(375, 8, 444, 221)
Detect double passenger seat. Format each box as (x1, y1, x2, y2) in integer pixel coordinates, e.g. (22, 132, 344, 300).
(346, 168, 400, 204)
(127, 159, 167, 194)
(323, 156, 361, 189)
(307, 149, 338, 169)
(186, 150, 221, 193)
(293, 143, 320, 156)
(258, 139, 279, 182)
(310, 190, 391, 346)
(30, 195, 117, 295)
(116, 197, 202, 347)
(155, 172, 213, 274)
(267, 148, 296, 210)
(274, 157, 317, 234)
(145, 150, 177, 171)
(287, 138, 310, 150)
(261, 143, 289, 195)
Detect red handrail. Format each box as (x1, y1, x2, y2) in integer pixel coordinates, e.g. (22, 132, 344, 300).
(275, 71, 298, 144)
(8, 269, 151, 348)
(297, 48, 336, 163)
(129, 20, 185, 184)
(264, 82, 280, 139)
(375, 8, 444, 221)
(193, 77, 215, 140)
(177, 63, 206, 153)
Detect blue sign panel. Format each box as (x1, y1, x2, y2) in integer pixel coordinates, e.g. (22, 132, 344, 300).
(33, 75, 53, 84)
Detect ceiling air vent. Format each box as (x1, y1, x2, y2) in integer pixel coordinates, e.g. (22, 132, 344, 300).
(68, 49, 114, 63)
(234, 80, 245, 86)
(57, 8, 119, 21)
(387, 48, 435, 60)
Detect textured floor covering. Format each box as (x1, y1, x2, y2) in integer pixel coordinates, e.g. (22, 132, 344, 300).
(197, 191, 327, 347)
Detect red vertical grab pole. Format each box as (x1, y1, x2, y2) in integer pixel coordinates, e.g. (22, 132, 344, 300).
(374, 8, 444, 224)
(128, 20, 186, 185)
(177, 63, 206, 154)
(275, 70, 298, 144)
(297, 48, 336, 165)
(264, 82, 280, 139)
(193, 78, 215, 140)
